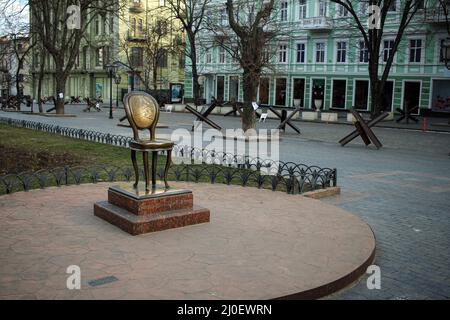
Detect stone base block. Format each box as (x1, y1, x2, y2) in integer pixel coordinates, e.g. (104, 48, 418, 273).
(347, 113, 356, 123)
(302, 111, 319, 121)
(220, 106, 233, 114)
(174, 104, 186, 112)
(108, 184, 193, 215)
(94, 202, 210, 235)
(94, 182, 210, 235)
(321, 112, 338, 122)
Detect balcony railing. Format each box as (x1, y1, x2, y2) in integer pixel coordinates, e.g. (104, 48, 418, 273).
(129, 2, 144, 13)
(299, 16, 333, 31)
(127, 31, 146, 41)
(425, 6, 449, 24)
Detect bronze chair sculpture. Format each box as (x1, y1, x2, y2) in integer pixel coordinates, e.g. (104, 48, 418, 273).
(123, 91, 174, 191)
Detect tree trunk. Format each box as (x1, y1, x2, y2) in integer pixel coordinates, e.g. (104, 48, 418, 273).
(241, 70, 258, 132)
(152, 65, 158, 90)
(188, 33, 201, 106)
(37, 60, 45, 113)
(54, 72, 66, 114)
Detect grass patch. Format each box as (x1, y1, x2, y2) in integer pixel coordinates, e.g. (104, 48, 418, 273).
(0, 123, 165, 173)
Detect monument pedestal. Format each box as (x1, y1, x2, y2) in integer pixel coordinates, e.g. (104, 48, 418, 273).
(94, 183, 210, 235)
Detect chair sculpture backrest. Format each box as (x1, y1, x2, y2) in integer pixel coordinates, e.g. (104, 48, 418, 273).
(124, 91, 160, 141)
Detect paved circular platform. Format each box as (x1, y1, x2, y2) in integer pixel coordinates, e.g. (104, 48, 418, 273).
(0, 183, 375, 299)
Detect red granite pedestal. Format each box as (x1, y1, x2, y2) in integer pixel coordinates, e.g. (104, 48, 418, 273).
(94, 182, 210, 235)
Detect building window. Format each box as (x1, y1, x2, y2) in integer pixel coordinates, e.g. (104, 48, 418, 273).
(336, 41, 347, 63)
(383, 40, 394, 62)
(359, 41, 369, 63)
(95, 47, 103, 66)
(280, 2, 288, 21)
(131, 47, 143, 67)
(220, 8, 228, 26)
(440, 39, 446, 63)
(336, 4, 348, 17)
(95, 18, 100, 35)
(158, 49, 168, 68)
(298, 0, 307, 19)
(409, 39, 422, 63)
(315, 42, 325, 63)
(296, 43, 305, 63)
(218, 47, 225, 64)
(179, 53, 185, 68)
(319, 0, 327, 17)
(278, 44, 287, 63)
(109, 16, 114, 33)
(159, 0, 165, 6)
(103, 46, 110, 65)
(131, 18, 136, 33)
(417, 0, 424, 9)
(205, 48, 212, 64)
(138, 19, 143, 33)
(360, 1, 369, 15)
(388, 0, 397, 12)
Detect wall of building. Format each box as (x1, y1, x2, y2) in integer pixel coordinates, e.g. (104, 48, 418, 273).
(184, 0, 450, 113)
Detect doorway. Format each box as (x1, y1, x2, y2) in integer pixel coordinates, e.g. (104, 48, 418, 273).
(354, 80, 369, 111)
(402, 81, 421, 115)
(275, 78, 287, 106)
(229, 76, 239, 102)
(311, 78, 325, 110)
(258, 77, 270, 105)
(216, 76, 224, 102)
(292, 78, 305, 108)
(332, 79, 346, 109)
(380, 81, 394, 112)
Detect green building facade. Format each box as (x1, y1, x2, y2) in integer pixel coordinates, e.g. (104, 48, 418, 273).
(184, 0, 450, 114)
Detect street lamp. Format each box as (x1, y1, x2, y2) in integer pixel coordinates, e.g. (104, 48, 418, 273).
(115, 74, 122, 109)
(104, 63, 118, 119)
(442, 38, 450, 70)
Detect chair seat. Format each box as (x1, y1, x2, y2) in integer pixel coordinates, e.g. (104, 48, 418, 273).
(130, 139, 174, 150)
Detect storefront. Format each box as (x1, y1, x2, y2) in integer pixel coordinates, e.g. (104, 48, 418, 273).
(431, 79, 450, 113)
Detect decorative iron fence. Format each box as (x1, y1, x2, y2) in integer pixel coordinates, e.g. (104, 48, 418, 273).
(0, 116, 337, 195)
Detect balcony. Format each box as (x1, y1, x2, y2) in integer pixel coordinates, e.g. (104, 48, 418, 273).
(425, 5, 449, 24)
(129, 1, 144, 13)
(299, 16, 333, 31)
(127, 31, 146, 42)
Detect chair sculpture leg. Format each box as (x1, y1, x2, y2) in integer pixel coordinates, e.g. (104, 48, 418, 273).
(131, 149, 139, 188)
(164, 150, 172, 189)
(143, 151, 150, 191)
(152, 151, 158, 188)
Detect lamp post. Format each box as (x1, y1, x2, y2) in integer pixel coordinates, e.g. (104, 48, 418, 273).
(104, 63, 118, 119)
(115, 74, 122, 109)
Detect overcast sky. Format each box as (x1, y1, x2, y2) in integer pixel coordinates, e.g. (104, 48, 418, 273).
(0, 0, 29, 36)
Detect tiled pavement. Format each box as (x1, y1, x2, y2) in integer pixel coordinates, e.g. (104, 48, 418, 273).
(1, 106, 450, 299)
(0, 183, 374, 299)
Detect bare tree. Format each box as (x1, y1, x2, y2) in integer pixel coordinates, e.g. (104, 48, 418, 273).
(438, 0, 450, 35)
(29, 0, 121, 114)
(120, 16, 182, 91)
(0, 0, 34, 103)
(331, 0, 424, 116)
(209, 0, 279, 131)
(162, 0, 212, 106)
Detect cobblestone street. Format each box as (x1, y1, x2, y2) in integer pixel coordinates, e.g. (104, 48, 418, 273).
(1, 106, 450, 299)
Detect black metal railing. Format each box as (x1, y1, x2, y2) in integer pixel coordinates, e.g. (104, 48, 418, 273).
(0, 116, 337, 195)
